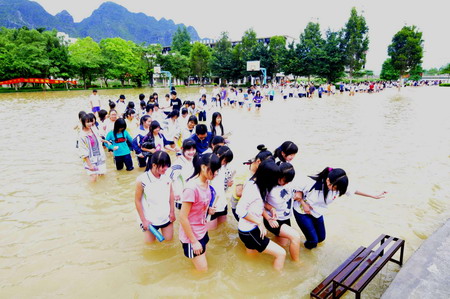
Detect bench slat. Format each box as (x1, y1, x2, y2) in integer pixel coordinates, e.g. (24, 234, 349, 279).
(352, 239, 404, 291)
(339, 236, 395, 290)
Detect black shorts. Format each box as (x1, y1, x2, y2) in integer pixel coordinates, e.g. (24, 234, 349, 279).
(140, 221, 171, 232)
(238, 227, 270, 252)
(263, 218, 291, 236)
(182, 233, 209, 258)
(210, 205, 228, 221)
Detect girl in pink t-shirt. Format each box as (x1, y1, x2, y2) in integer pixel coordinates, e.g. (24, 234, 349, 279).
(179, 153, 221, 272)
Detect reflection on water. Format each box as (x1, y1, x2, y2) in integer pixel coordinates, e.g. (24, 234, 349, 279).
(0, 86, 449, 298)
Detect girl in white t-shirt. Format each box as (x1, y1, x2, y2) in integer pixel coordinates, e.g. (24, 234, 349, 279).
(170, 139, 197, 210)
(207, 145, 234, 230)
(135, 151, 175, 243)
(293, 167, 387, 249)
(263, 163, 301, 262)
(236, 160, 287, 271)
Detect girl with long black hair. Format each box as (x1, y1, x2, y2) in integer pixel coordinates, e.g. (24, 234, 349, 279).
(273, 141, 298, 165)
(135, 151, 175, 243)
(293, 167, 387, 249)
(179, 153, 221, 272)
(105, 118, 134, 171)
(236, 160, 287, 271)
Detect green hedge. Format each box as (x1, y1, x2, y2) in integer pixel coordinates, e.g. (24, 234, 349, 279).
(439, 83, 450, 87)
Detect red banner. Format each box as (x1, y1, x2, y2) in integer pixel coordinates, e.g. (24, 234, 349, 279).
(0, 78, 78, 85)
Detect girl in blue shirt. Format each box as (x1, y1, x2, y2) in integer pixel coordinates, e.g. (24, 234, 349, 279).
(106, 118, 134, 171)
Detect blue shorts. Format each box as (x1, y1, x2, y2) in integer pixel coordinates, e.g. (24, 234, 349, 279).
(92, 106, 100, 113)
(182, 233, 209, 258)
(140, 221, 171, 232)
(255, 104, 261, 108)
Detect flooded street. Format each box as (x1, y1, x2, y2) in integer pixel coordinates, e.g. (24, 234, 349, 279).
(1, 86, 449, 298)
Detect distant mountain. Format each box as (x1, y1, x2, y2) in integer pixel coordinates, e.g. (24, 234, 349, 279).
(0, 0, 200, 45)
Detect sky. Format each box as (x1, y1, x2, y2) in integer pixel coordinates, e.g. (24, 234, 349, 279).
(33, 0, 450, 74)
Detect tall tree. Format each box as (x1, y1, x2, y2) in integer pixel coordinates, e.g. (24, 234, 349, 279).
(343, 7, 369, 80)
(297, 22, 325, 80)
(281, 42, 302, 79)
(42, 30, 72, 81)
(0, 27, 49, 81)
(69, 37, 103, 89)
(268, 36, 287, 79)
(100, 38, 140, 87)
(318, 30, 346, 83)
(209, 32, 234, 81)
(387, 25, 424, 78)
(171, 26, 192, 57)
(190, 42, 211, 83)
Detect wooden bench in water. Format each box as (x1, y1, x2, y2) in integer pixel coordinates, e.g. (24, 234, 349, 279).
(310, 234, 405, 299)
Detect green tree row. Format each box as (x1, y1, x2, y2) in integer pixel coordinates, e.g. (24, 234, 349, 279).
(0, 8, 432, 90)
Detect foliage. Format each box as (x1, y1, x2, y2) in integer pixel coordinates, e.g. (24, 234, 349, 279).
(342, 7, 369, 78)
(297, 22, 325, 80)
(387, 25, 424, 76)
(0, 27, 49, 79)
(317, 30, 346, 83)
(209, 32, 234, 81)
(68, 37, 103, 88)
(171, 26, 192, 56)
(408, 64, 423, 81)
(440, 63, 450, 75)
(380, 58, 400, 81)
(158, 52, 191, 83)
(268, 36, 287, 77)
(99, 38, 140, 86)
(439, 83, 450, 87)
(190, 42, 211, 82)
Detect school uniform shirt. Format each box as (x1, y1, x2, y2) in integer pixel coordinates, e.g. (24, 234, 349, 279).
(266, 184, 294, 221)
(210, 165, 227, 212)
(137, 171, 171, 226)
(236, 181, 264, 232)
(162, 118, 180, 142)
(210, 124, 224, 136)
(116, 101, 127, 116)
(125, 118, 138, 138)
(293, 177, 355, 218)
(89, 94, 101, 108)
(237, 92, 245, 103)
(170, 156, 195, 204)
(179, 181, 212, 243)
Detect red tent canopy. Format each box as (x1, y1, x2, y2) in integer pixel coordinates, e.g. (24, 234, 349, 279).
(0, 78, 77, 85)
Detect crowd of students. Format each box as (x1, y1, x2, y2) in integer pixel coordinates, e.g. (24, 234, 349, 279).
(75, 86, 387, 272)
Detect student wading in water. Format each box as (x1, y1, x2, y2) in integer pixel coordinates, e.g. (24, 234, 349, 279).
(293, 167, 387, 249)
(179, 153, 221, 271)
